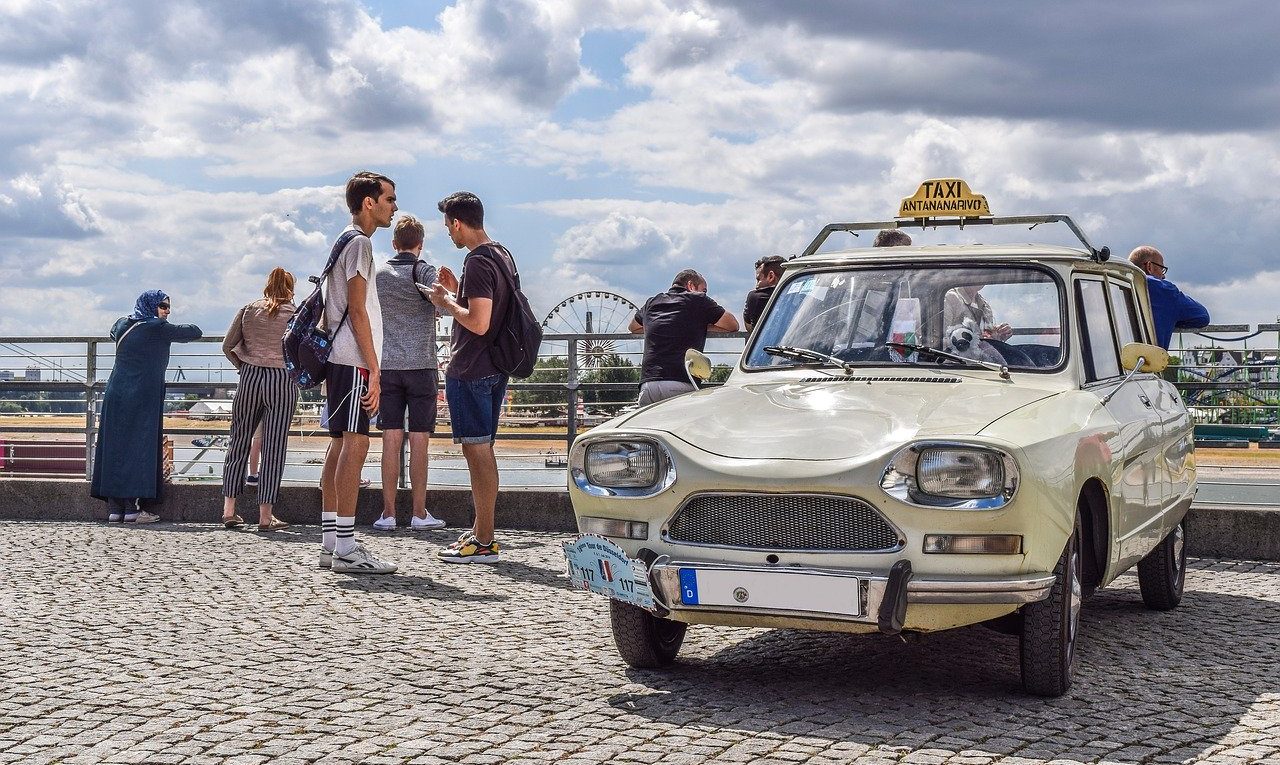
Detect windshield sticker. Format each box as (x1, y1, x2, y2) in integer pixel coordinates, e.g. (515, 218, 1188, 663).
(563, 534, 657, 612)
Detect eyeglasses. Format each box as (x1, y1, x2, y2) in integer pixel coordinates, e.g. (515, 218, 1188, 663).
(157, 303, 171, 310)
(1152, 263, 1168, 276)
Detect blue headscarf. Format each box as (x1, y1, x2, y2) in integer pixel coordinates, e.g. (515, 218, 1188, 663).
(130, 290, 170, 320)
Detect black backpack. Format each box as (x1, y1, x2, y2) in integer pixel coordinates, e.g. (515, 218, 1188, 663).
(282, 229, 362, 388)
(477, 244, 543, 379)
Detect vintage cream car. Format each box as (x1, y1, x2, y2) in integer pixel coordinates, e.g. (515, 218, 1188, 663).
(562, 181, 1195, 697)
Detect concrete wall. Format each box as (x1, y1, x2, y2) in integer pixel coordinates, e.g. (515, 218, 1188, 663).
(1, 480, 1276, 561)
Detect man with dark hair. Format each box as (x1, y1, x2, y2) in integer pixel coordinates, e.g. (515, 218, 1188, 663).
(874, 229, 912, 247)
(320, 171, 397, 574)
(1128, 245, 1209, 349)
(372, 214, 446, 533)
(428, 191, 513, 563)
(743, 255, 785, 332)
(630, 269, 739, 405)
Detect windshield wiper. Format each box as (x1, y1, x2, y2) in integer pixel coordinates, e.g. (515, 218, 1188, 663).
(885, 342, 1010, 380)
(763, 345, 855, 375)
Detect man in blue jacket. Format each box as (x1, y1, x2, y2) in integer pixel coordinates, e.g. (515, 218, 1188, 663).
(1129, 245, 1210, 349)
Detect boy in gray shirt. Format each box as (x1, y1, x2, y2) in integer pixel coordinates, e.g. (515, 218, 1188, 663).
(373, 214, 447, 531)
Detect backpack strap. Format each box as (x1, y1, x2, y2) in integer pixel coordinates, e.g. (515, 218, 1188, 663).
(477, 243, 520, 291)
(322, 229, 364, 337)
(413, 260, 432, 302)
(115, 319, 144, 348)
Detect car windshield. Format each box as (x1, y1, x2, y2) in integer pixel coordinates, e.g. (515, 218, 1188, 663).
(745, 265, 1065, 371)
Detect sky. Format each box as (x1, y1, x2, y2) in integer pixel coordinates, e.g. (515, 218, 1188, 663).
(2, 0, 1279, 338)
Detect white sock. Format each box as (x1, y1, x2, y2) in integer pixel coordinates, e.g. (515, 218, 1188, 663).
(336, 516, 357, 555)
(321, 511, 337, 551)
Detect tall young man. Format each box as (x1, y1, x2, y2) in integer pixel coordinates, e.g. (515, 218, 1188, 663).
(373, 214, 447, 532)
(319, 171, 397, 574)
(428, 191, 511, 563)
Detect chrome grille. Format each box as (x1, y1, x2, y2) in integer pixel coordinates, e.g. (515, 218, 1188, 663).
(665, 493, 901, 551)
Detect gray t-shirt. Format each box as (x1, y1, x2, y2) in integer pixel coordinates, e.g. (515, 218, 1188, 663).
(324, 225, 383, 369)
(375, 252, 438, 370)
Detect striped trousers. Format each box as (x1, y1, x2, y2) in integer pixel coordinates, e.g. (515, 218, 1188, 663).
(222, 364, 298, 505)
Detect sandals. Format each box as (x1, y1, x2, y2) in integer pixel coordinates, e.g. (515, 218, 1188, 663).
(258, 517, 290, 532)
(222, 514, 245, 530)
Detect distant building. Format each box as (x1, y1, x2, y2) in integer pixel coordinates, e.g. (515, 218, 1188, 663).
(0, 371, 12, 381)
(24, 366, 40, 382)
(186, 401, 234, 420)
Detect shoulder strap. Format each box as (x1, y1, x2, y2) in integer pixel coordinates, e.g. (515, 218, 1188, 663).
(413, 260, 431, 302)
(115, 320, 143, 347)
(322, 229, 364, 280)
(478, 243, 520, 291)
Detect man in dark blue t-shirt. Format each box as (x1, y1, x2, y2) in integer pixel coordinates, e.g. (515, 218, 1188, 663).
(1128, 245, 1209, 349)
(630, 269, 739, 405)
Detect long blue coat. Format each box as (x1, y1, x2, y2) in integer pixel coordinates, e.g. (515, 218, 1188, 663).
(90, 316, 202, 501)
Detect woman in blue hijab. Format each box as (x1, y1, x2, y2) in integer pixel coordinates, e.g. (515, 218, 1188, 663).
(91, 289, 203, 522)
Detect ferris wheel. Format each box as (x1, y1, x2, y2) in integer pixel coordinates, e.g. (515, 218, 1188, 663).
(541, 291, 641, 370)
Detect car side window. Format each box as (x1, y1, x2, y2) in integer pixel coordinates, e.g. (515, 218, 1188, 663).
(1108, 281, 1142, 348)
(1077, 278, 1120, 380)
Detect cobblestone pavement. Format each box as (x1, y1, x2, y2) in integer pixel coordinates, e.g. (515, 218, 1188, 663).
(2, 521, 1279, 765)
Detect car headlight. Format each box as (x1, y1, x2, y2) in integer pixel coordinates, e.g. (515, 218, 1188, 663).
(881, 443, 1018, 509)
(571, 437, 676, 498)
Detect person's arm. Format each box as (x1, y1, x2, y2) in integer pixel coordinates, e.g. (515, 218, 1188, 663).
(163, 323, 203, 342)
(437, 266, 459, 293)
(709, 310, 739, 333)
(345, 274, 381, 414)
(222, 306, 245, 369)
(431, 288, 492, 335)
(743, 292, 762, 332)
(629, 317, 644, 334)
(1174, 289, 1210, 330)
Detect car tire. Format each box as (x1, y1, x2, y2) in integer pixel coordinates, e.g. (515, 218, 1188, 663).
(609, 600, 687, 668)
(1020, 513, 1082, 697)
(1137, 518, 1186, 611)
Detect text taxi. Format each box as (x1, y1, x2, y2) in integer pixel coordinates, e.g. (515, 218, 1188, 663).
(563, 179, 1195, 696)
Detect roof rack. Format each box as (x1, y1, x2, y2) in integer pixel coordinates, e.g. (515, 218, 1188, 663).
(798, 214, 1110, 263)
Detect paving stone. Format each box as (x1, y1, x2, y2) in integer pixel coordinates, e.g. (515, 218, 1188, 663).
(1, 522, 1278, 764)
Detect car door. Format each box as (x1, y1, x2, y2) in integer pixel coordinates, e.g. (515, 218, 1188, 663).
(1076, 277, 1165, 574)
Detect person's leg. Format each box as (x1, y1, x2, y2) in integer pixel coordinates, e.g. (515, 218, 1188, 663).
(325, 365, 395, 573)
(320, 436, 341, 551)
(255, 369, 296, 528)
(335, 432, 370, 552)
(221, 365, 265, 522)
(379, 428, 404, 519)
(408, 432, 429, 519)
(461, 442, 498, 543)
(247, 425, 263, 482)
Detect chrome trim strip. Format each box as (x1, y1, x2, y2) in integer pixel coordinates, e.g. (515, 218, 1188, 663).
(660, 490, 907, 554)
(907, 573, 1055, 604)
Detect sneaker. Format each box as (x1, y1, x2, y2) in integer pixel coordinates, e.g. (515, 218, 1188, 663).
(124, 511, 161, 524)
(332, 544, 397, 574)
(245, 474, 259, 486)
(372, 515, 397, 531)
(318, 546, 333, 569)
(437, 537, 500, 564)
(410, 512, 447, 530)
(107, 513, 123, 523)
(446, 530, 475, 550)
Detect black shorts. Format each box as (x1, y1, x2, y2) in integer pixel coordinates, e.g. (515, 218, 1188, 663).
(325, 363, 371, 437)
(378, 368, 439, 433)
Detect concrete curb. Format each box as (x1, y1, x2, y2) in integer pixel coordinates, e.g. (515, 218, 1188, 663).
(0, 479, 578, 532)
(2, 480, 1278, 561)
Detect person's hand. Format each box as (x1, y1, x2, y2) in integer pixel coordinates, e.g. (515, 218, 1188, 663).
(983, 323, 1013, 341)
(437, 266, 459, 293)
(362, 374, 380, 416)
(428, 282, 451, 310)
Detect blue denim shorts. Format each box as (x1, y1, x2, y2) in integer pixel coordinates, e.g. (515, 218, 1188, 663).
(444, 373, 508, 444)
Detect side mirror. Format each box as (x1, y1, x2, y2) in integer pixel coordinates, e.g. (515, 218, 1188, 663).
(684, 349, 713, 382)
(1121, 342, 1168, 373)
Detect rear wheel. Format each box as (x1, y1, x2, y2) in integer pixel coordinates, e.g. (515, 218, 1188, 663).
(1137, 518, 1186, 611)
(1020, 513, 1082, 697)
(609, 600, 687, 668)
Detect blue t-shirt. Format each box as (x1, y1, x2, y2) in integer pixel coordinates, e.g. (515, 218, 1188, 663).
(1146, 275, 1209, 349)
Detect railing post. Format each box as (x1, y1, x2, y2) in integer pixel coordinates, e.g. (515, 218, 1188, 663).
(84, 340, 97, 481)
(566, 340, 579, 449)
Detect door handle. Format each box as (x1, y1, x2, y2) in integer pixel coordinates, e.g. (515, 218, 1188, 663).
(1139, 394, 1152, 408)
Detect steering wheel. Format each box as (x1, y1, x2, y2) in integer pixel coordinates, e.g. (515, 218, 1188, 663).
(982, 339, 1035, 367)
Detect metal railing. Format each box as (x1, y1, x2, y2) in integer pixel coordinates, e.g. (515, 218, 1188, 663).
(2, 325, 1279, 487)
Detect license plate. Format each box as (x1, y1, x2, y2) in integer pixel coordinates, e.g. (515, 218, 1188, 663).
(678, 567, 862, 617)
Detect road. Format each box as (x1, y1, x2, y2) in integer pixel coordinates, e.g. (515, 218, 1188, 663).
(2, 521, 1279, 764)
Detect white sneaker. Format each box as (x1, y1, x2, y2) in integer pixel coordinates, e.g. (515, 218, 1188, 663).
(372, 516, 397, 531)
(410, 512, 447, 530)
(331, 544, 397, 574)
(319, 546, 333, 569)
(107, 513, 123, 523)
(125, 511, 161, 524)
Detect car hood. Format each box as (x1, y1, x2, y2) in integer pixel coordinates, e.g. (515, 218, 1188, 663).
(618, 376, 1060, 460)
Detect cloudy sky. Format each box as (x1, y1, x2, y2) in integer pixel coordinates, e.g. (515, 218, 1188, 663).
(2, 0, 1278, 338)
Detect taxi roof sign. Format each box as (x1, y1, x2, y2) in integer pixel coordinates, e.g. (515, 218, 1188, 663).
(897, 178, 991, 219)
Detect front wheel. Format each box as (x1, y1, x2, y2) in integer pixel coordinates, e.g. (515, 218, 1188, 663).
(1137, 518, 1187, 611)
(1020, 513, 1083, 697)
(609, 600, 687, 668)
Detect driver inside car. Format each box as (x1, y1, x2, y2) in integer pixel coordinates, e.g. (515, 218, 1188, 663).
(943, 285, 1016, 364)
